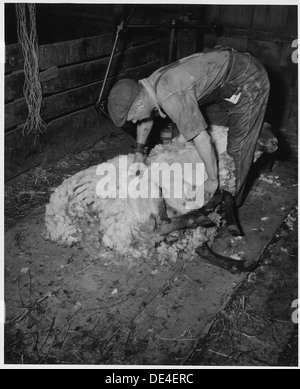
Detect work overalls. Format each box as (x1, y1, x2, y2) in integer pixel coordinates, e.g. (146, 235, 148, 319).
(203, 49, 270, 205)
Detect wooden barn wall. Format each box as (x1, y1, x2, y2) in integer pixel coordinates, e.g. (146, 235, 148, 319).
(5, 4, 198, 181)
(200, 5, 298, 155)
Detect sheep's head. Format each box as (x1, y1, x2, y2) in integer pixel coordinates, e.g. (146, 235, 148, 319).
(256, 122, 278, 154)
(254, 122, 278, 162)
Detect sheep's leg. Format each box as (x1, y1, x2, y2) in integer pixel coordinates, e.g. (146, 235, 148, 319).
(222, 191, 243, 236)
(157, 189, 243, 237)
(158, 190, 223, 235)
(200, 188, 224, 216)
(158, 188, 171, 222)
(158, 214, 215, 235)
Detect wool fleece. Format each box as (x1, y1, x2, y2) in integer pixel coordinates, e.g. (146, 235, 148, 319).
(44, 126, 232, 259)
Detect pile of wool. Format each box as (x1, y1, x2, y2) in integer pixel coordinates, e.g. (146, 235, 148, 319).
(44, 125, 231, 262)
(44, 154, 165, 258)
(156, 211, 222, 265)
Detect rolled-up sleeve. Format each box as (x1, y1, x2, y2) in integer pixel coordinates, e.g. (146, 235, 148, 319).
(161, 90, 208, 141)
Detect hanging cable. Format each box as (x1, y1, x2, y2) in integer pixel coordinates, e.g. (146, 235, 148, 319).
(15, 3, 46, 139)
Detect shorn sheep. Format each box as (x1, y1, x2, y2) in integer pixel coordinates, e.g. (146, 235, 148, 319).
(44, 124, 277, 264)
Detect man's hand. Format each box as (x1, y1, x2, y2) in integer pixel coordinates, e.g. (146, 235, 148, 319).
(204, 177, 218, 202)
(129, 152, 146, 176)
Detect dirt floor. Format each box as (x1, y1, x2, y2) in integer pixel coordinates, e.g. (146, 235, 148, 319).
(4, 130, 298, 366)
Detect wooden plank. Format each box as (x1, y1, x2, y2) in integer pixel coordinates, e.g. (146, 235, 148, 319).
(247, 39, 283, 72)
(5, 34, 124, 74)
(5, 99, 28, 131)
(219, 5, 254, 29)
(252, 5, 290, 34)
(128, 29, 161, 47)
(124, 41, 161, 68)
(5, 127, 44, 181)
(216, 36, 248, 52)
(38, 34, 124, 70)
(203, 5, 221, 24)
(5, 41, 160, 103)
(285, 5, 298, 36)
(4, 74, 124, 131)
(195, 5, 208, 52)
(5, 44, 24, 74)
(5, 53, 123, 103)
(129, 4, 178, 25)
(48, 7, 114, 24)
(280, 43, 298, 76)
(221, 27, 297, 43)
(177, 29, 198, 60)
(5, 70, 25, 103)
(125, 60, 160, 80)
(5, 106, 114, 181)
(202, 34, 218, 50)
(40, 106, 114, 164)
(40, 42, 159, 95)
(39, 66, 59, 83)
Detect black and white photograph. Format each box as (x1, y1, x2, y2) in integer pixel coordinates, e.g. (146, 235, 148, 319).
(1, 1, 298, 369)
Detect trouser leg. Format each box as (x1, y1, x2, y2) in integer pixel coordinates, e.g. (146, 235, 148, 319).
(227, 72, 270, 205)
(206, 57, 270, 206)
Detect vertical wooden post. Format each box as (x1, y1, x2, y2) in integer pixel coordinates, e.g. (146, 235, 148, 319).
(168, 18, 176, 63)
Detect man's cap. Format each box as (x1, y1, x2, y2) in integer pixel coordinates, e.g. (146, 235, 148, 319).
(107, 79, 139, 127)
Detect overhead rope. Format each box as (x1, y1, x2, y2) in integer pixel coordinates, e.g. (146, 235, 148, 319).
(15, 3, 46, 138)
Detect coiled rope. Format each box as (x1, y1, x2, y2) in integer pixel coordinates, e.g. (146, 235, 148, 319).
(15, 3, 46, 138)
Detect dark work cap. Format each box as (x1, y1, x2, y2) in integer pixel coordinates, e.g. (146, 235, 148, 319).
(107, 79, 139, 127)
